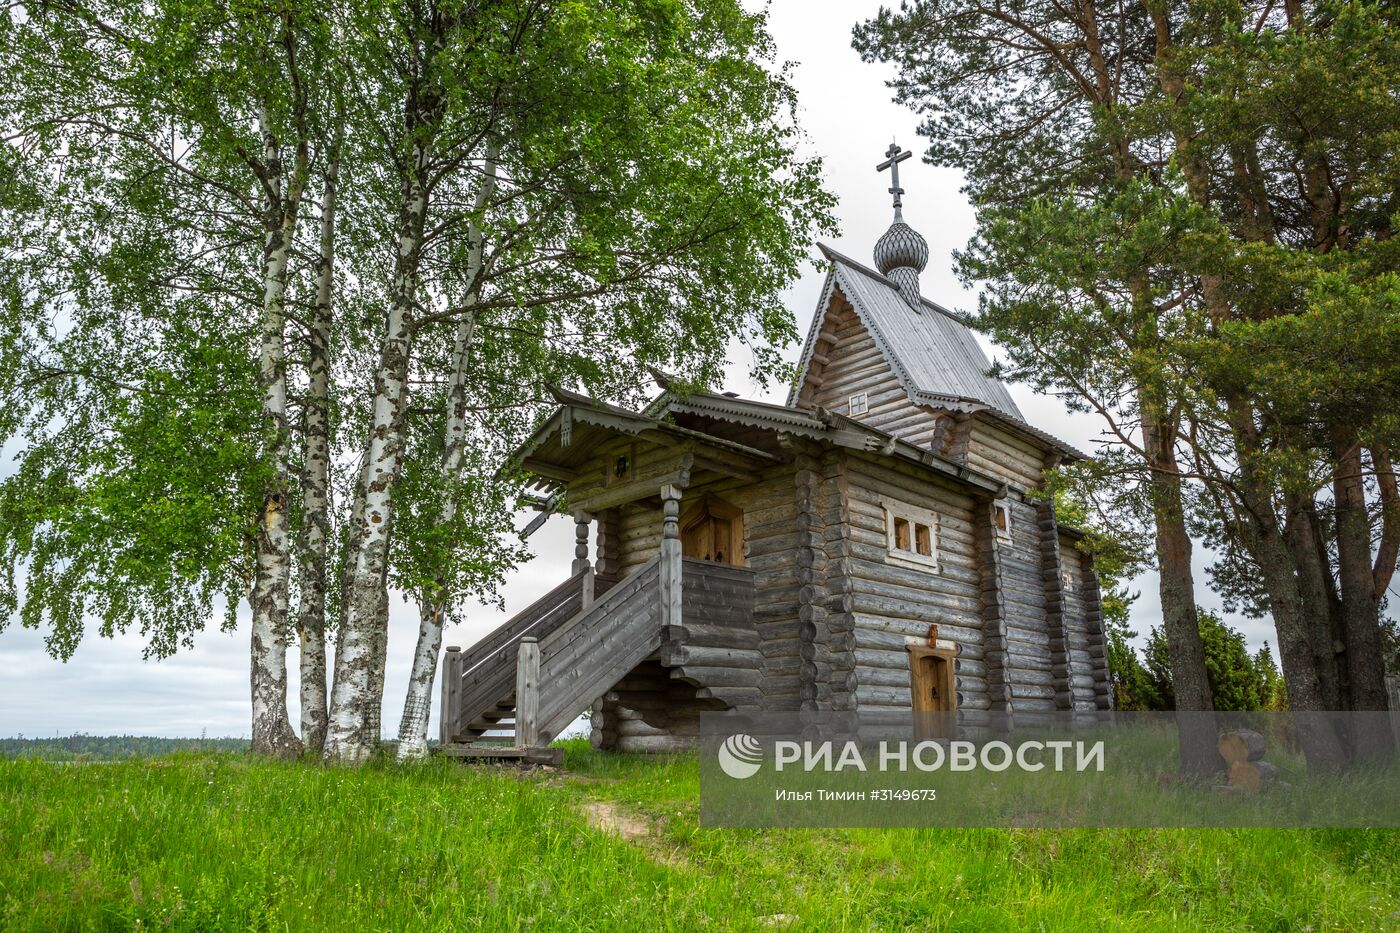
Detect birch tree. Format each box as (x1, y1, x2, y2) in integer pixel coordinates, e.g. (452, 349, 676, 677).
(323, 0, 834, 763)
(0, 1, 340, 755)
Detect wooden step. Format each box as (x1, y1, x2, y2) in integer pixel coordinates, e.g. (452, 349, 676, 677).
(435, 744, 562, 766)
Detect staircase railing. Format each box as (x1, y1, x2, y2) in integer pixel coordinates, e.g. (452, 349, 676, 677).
(440, 567, 592, 743)
(535, 557, 663, 742)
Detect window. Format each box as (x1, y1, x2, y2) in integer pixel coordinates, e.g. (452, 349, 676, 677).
(848, 391, 868, 416)
(880, 495, 940, 571)
(604, 444, 637, 486)
(1061, 569, 1075, 592)
(993, 501, 1013, 542)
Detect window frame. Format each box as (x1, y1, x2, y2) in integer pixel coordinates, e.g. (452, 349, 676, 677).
(993, 500, 1013, 542)
(879, 495, 941, 572)
(848, 391, 869, 416)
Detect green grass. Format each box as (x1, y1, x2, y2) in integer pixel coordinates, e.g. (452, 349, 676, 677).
(2, 742, 1397, 931)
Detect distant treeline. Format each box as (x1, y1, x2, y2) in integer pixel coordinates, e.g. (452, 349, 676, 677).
(1, 735, 248, 761)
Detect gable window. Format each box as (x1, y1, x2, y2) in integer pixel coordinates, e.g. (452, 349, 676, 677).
(993, 501, 1013, 542)
(848, 391, 868, 416)
(880, 495, 939, 571)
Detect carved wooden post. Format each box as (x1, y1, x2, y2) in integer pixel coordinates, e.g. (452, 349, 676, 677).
(440, 645, 462, 745)
(516, 637, 541, 748)
(659, 483, 683, 631)
(572, 510, 591, 574)
(573, 509, 595, 607)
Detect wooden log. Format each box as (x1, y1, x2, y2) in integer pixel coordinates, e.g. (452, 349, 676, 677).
(616, 718, 671, 738)
(697, 685, 762, 709)
(617, 734, 696, 754)
(666, 623, 760, 650)
(675, 665, 762, 689)
(663, 644, 763, 669)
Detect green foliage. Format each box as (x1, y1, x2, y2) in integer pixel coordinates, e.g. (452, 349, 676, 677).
(855, 0, 1400, 717)
(1, 734, 247, 761)
(2, 750, 1397, 930)
(1143, 610, 1286, 712)
(2, 0, 836, 660)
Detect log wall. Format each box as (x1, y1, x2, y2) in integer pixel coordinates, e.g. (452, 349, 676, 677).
(589, 660, 726, 754)
(560, 419, 1111, 742)
(997, 496, 1057, 711)
(1058, 536, 1112, 710)
(594, 464, 802, 712)
(803, 292, 944, 448)
(839, 452, 992, 715)
(965, 420, 1048, 491)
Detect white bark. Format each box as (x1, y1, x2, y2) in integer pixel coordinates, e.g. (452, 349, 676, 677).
(324, 136, 433, 765)
(395, 313, 478, 759)
(250, 106, 307, 758)
(296, 128, 340, 757)
(396, 146, 498, 762)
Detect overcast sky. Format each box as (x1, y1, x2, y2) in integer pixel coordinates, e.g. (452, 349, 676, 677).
(0, 1, 1259, 740)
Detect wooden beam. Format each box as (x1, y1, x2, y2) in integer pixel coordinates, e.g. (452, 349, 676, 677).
(435, 745, 563, 765)
(659, 484, 684, 633)
(573, 455, 693, 513)
(520, 457, 577, 483)
(688, 453, 762, 483)
(515, 637, 541, 748)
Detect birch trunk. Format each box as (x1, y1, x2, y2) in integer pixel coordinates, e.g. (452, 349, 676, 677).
(250, 108, 307, 759)
(323, 135, 434, 765)
(396, 313, 478, 759)
(397, 148, 498, 762)
(295, 130, 340, 757)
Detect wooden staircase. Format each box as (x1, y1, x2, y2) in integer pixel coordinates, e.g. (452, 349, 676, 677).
(438, 557, 664, 764)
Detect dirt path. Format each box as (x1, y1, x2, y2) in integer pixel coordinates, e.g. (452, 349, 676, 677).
(580, 800, 691, 869)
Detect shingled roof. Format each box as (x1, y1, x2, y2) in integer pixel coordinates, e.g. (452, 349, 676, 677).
(788, 244, 1023, 419)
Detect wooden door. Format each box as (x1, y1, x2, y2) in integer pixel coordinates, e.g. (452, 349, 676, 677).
(908, 646, 956, 739)
(679, 495, 743, 565)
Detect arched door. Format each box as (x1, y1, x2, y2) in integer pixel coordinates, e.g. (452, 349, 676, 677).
(679, 494, 744, 565)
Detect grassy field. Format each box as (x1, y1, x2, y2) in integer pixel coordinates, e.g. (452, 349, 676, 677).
(2, 742, 1397, 931)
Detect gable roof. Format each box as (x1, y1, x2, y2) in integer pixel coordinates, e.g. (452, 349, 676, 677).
(788, 244, 1024, 421)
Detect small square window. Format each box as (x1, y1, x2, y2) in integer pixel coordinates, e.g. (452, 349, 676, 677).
(1061, 569, 1074, 591)
(880, 496, 940, 572)
(848, 392, 868, 416)
(994, 502, 1012, 541)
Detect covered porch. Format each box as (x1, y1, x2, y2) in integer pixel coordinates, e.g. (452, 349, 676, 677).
(438, 388, 773, 757)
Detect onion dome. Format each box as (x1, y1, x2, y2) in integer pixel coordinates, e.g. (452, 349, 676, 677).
(874, 221, 928, 274)
(874, 141, 928, 307)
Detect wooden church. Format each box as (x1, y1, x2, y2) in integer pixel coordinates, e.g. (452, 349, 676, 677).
(439, 145, 1111, 759)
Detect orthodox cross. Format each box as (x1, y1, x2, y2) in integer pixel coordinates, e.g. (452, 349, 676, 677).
(876, 141, 913, 218)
